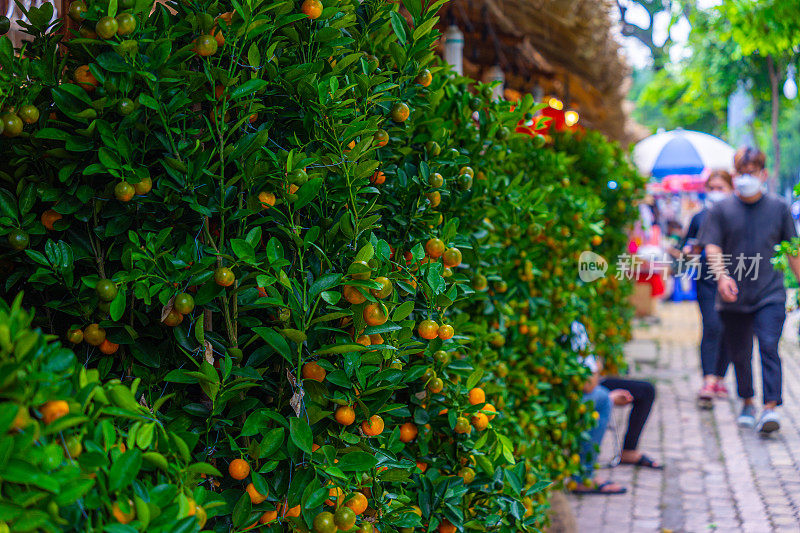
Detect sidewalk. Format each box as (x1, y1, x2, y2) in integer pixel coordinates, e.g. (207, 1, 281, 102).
(568, 301, 800, 532)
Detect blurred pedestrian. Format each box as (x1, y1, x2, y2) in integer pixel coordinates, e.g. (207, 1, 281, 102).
(681, 170, 734, 407)
(698, 147, 800, 434)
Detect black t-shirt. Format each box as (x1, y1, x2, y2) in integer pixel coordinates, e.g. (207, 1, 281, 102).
(697, 193, 797, 312)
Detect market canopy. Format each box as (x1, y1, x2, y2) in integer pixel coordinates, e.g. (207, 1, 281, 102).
(633, 129, 735, 178)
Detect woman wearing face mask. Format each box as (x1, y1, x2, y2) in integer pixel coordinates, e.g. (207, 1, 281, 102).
(680, 170, 733, 407)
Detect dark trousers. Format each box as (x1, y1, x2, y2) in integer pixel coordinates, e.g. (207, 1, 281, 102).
(600, 378, 655, 451)
(719, 303, 786, 406)
(697, 280, 730, 377)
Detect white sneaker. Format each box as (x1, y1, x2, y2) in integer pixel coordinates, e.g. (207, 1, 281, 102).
(756, 410, 780, 435)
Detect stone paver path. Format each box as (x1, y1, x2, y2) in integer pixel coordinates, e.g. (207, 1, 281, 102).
(568, 301, 800, 533)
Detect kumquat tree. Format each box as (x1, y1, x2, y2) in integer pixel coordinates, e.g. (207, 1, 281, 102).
(0, 0, 644, 531)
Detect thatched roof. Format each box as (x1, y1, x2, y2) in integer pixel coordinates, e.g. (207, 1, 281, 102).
(437, 0, 642, 143)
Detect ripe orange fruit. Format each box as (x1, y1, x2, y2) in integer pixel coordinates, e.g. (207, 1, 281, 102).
(41, 209, 62, 230)
(114, 182, 135, 202)
(369, 333, 384, 345)
(458, 467, 475, 483)
(258, 191, 276, 207)
(468, 388, 485, 405)
(454, 417, 471, 434)
(229, 458, 250, 480)
(416, 461, 428, 472)
(301, 0, 323, 19)
(345, 492, 368, 515)
(418, 319, 439, 340)
(163, 309, 183, 327)
(370, 170, 386, 185)
(442, 247, 462, 267)
(425, 191, 441, 208)
(72, 65, 100, 93)
(415, 69, 432, 87)
(591, 235, 602, 246)
(425, 238, 445, 258)
(373, 129, 389, 147)
(471, 412, 489, 431)
(361, 414, 384, 436)
(370, 277, 392, 299)
(302, 361, 326, 382)
(194, 34, 219, 56)
(390, 102, 410, 122)
(112, 500, 135, 524)
(325, 486, 344, 506)
(343, 285, 366, 304)
(84, 324, 106, 346)
(284, 504, 301, 517)
(483, 403, 497, 420)
(133, 177, 152, 195)
(214, 267, 235, 287)
(363, 302, 388, 326)
(335, 405, 355, 426)
(439, 519, 456, 533)
(246, 482, 267, 504)
(356, 334, 371, 346)
(40, 400, 69, 424)
(260, 510, 278, 524)
(437, 324, 454, 340)
(399, 422, 418, 442)
(99, 339, 119, 355)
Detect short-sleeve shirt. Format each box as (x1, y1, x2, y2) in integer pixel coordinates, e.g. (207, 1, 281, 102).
(697, 193, 797, 312)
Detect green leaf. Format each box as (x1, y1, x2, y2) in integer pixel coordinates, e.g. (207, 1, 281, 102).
(110, 287, 126, 321)
(466, 368, 484, 390)
(289, 417, 313, 453)
(108, 449, 143, 491)
(337, 451, 378, 471)
(230, 79, 268, 100)
(187, 462, 222, 476)
(389, 11, 407, 45)
(391, 301, 414, 321)
(294, 178, 323, 208)
(231, 492, 252, 529)
(253, 326, 293, 363)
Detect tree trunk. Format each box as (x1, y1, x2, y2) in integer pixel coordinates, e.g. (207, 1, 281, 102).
(768, 56, 781, 191)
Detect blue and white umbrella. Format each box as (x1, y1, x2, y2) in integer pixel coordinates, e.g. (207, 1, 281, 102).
(633, 129, 735, 179)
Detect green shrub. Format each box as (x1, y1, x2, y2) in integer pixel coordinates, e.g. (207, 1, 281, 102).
(0, 0, 643, 530)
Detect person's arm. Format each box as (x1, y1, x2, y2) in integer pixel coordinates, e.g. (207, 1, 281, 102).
(698, 206, 738, 302)
(705, 244, 738, 302)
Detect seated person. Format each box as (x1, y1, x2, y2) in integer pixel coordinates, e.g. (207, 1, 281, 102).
(569, 322, 661, 495)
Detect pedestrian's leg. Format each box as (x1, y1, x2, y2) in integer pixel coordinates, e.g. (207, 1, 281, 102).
(719, 311, 754, 400)
(752, 303, 786, 408)
(720, 310, 757, 427)
(601, 378, 659, 468)
(579, 386, 611, 476)
(697, 282, 724, 378)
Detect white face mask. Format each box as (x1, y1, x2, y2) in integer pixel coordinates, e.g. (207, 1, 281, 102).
(706, 191, 729, 204)
(733, 174, 762, 197)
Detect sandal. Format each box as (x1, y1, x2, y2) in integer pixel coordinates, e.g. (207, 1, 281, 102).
(623, 453, 663, 470)
(571, 480, 627, 495)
